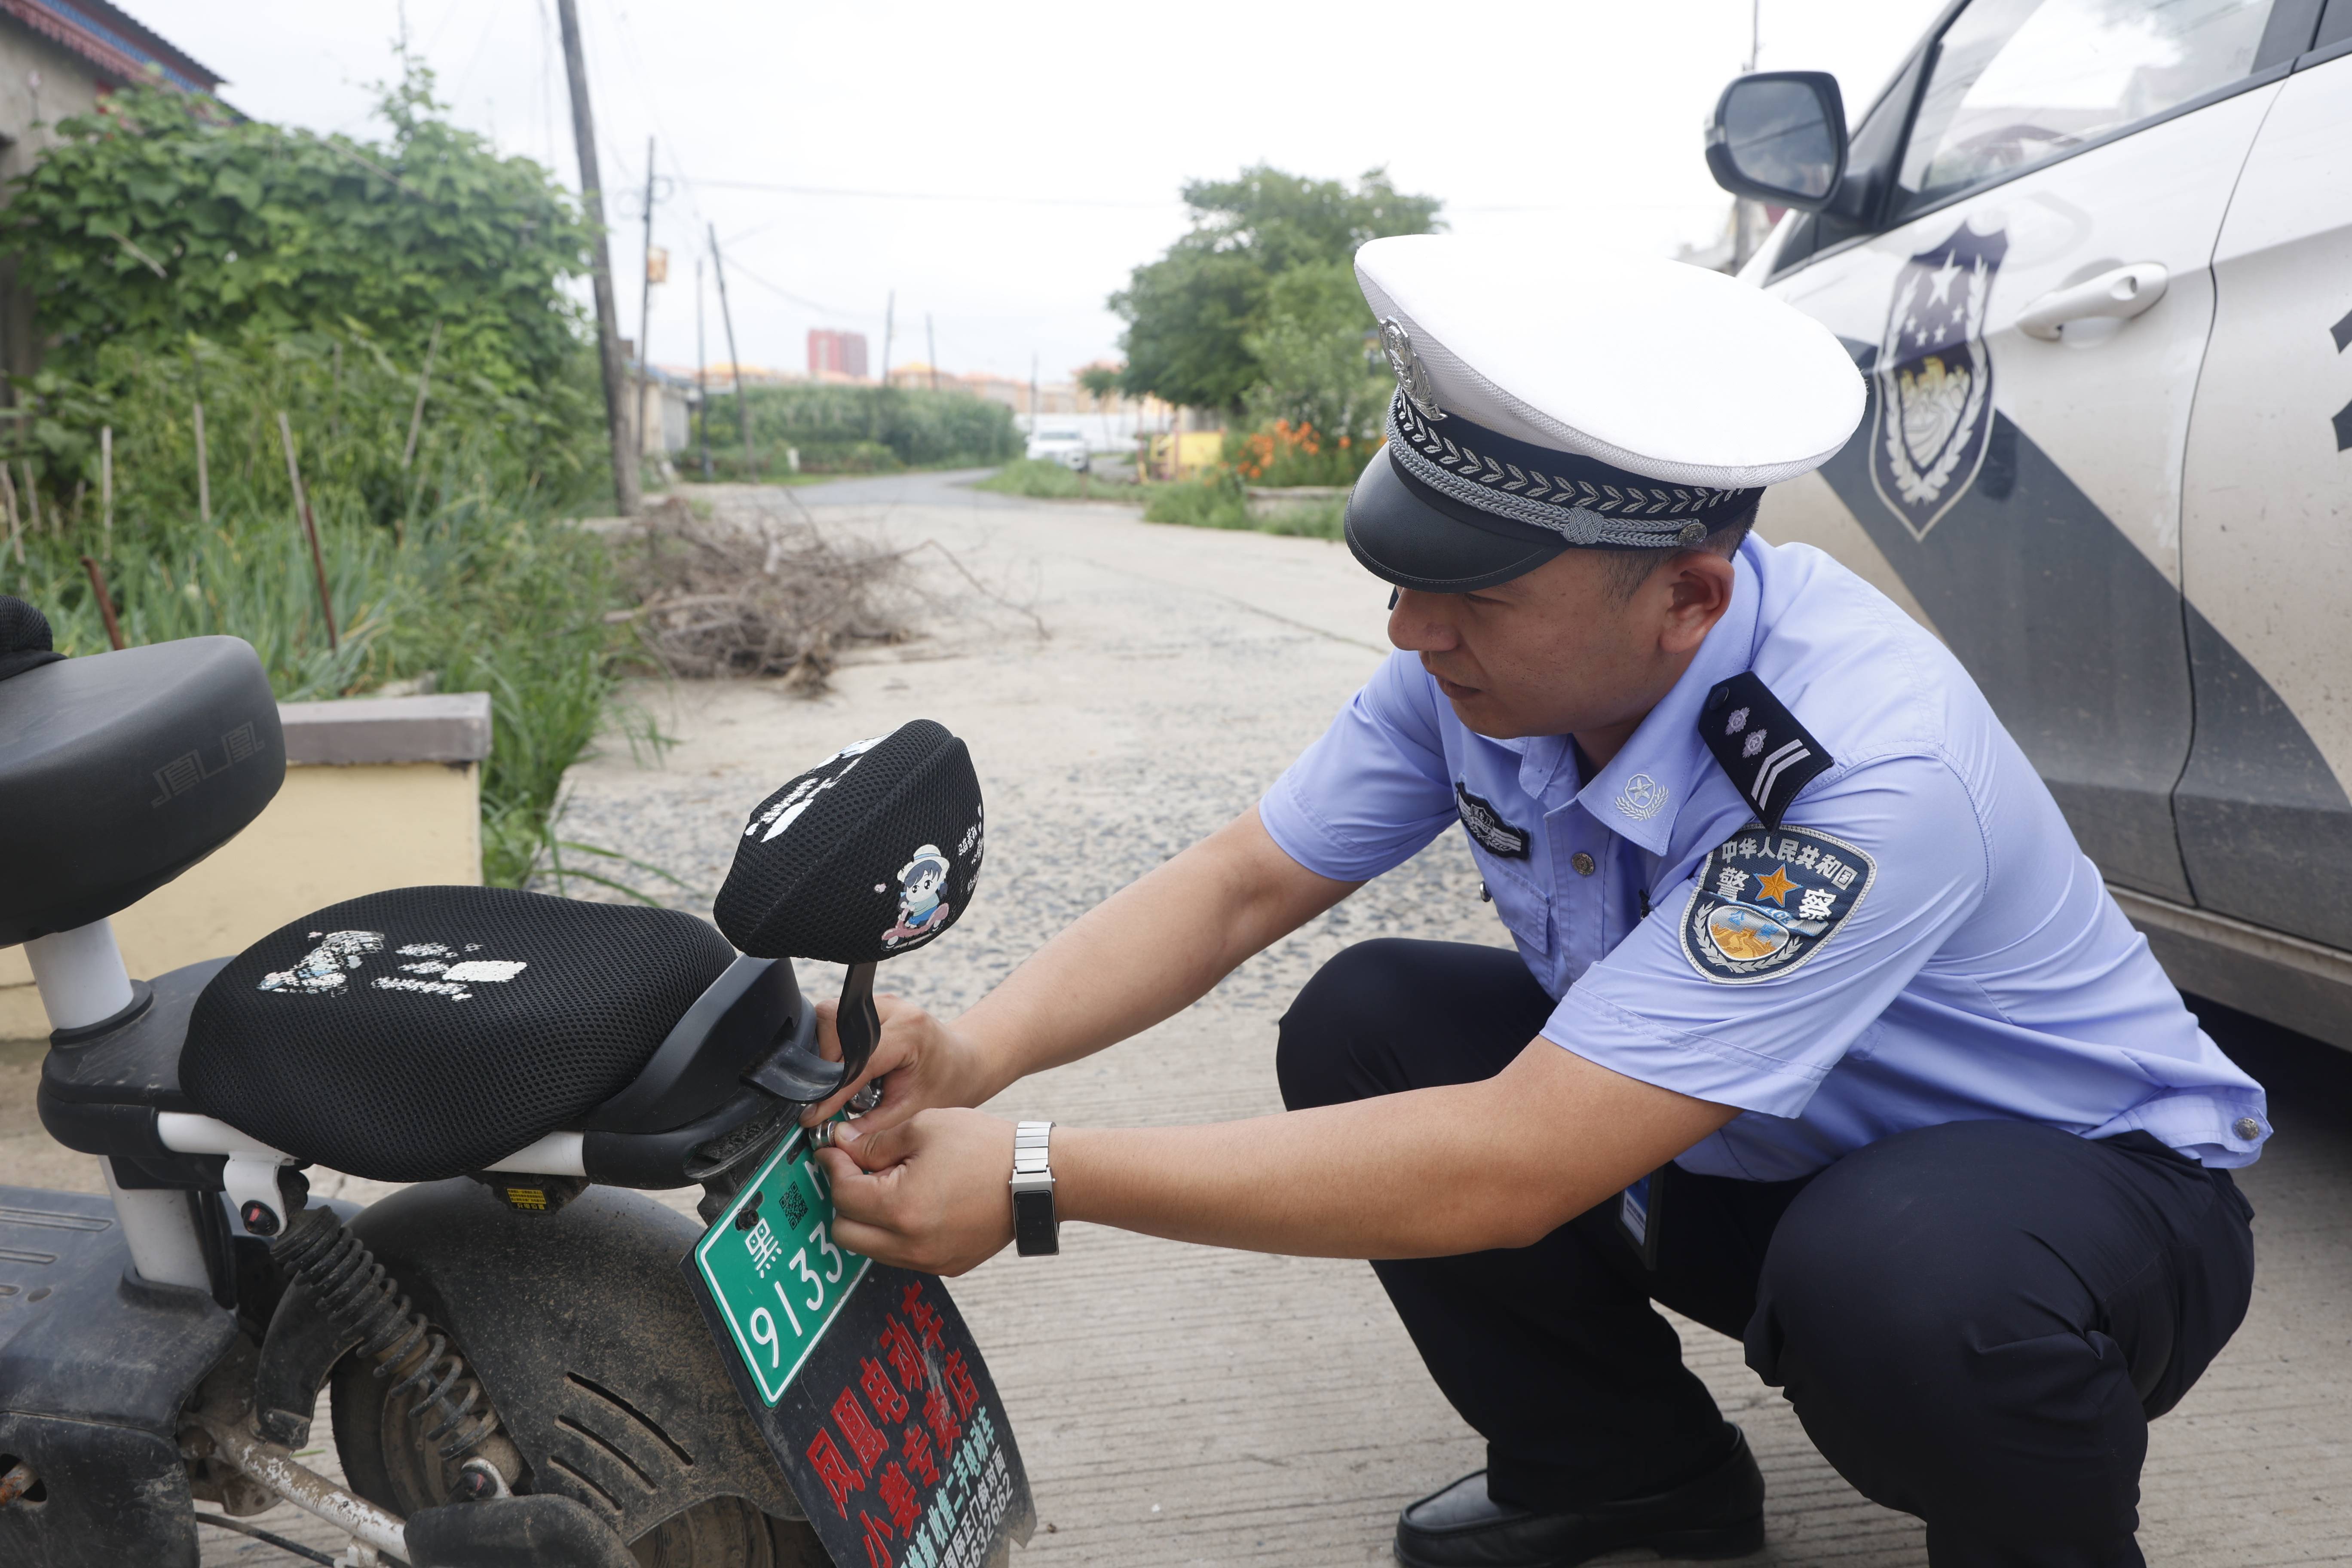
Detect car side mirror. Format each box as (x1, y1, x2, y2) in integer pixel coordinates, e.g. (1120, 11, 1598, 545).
(1706, 70, 1847, 212)
(715, 719, 985, 1104)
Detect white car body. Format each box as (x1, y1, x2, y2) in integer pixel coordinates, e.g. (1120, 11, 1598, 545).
(1720, 0, 2352, 1047)
(1025, 428, 1091, 469)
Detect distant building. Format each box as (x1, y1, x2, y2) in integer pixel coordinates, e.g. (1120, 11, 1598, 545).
(0, 1, 222, 390)
(807, 329, 869, 380)
(705, 361, 799, 388)
(635, 365, 693, 456)
(883, 364, 1109, 417)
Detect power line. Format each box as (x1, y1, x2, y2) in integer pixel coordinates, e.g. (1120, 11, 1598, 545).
(720, 255, 869, 325)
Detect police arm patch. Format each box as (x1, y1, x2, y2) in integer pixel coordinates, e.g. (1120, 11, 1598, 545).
(1679, 824, 1876, 984)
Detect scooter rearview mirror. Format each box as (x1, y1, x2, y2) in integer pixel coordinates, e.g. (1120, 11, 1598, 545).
(715, 720, 984, 1105)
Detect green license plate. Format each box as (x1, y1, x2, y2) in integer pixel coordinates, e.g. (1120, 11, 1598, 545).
(692, 1126, 872, 1406)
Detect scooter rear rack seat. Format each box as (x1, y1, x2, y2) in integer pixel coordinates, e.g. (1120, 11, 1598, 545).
(0, 1184, 238, 1568)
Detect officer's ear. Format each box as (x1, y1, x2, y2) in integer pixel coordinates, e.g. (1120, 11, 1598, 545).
(1654, 550, 1737, 655)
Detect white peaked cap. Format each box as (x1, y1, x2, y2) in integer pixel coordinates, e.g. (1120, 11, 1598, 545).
(1355, 235, 1863, 490)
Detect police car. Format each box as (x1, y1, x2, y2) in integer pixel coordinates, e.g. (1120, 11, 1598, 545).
(1704, 0, 2352, 1050)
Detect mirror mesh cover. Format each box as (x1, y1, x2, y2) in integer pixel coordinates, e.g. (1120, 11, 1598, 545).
(715, 720, 985, 965)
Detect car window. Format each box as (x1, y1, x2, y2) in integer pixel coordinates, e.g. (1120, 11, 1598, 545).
(1895, 0, 2278, 217)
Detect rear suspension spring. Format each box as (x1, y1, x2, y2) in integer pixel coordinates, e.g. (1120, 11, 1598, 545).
(273, 1207, 502, 1461)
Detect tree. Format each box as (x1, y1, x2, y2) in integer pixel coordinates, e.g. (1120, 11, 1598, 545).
(1076, 363, 1122, 408)
(1242, 261, 1392, 448)
(1109, 166, 1440, 413)
(1, 64, 590, 397)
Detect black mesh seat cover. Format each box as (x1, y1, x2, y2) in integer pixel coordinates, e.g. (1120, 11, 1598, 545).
(182, 886, 736, 1181)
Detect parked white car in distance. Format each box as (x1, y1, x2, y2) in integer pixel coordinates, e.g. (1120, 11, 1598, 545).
(1025, 427, 1090, 469)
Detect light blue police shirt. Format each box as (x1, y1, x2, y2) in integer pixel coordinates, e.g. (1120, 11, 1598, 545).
(1259, 537, 2270, 1180)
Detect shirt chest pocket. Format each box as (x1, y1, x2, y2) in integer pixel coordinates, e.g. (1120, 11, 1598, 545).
(1470, 844, 1552, 961)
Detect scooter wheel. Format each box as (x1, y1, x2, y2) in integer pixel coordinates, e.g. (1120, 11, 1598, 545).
(331, 1323, 824, 1567)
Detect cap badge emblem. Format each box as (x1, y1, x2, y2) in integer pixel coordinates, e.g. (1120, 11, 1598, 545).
(1614, 773, 1669, 822)
(1379, 319, 1446, 422)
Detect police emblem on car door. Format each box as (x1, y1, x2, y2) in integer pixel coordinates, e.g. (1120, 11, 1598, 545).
(1871, 224, 2008, 540)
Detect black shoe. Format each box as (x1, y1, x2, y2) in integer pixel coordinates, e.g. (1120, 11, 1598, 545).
(1393, 1426, 1765, 1568)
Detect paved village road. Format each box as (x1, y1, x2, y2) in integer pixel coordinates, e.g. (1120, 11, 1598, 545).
(144, 471, 2352, 1564)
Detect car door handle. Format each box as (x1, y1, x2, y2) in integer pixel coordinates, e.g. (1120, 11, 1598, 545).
(2015, 263, 2168, 341)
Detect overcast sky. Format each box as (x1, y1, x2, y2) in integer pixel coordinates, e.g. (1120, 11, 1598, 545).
(128, 0, 1946, 384)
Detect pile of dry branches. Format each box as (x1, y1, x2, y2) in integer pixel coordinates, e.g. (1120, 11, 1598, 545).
(613, 497, 911, 690)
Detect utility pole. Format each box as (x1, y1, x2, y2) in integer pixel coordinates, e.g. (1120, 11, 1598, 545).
(925, 313, 937, 392)
(636, 135, 656, 479)
(709, 223, 756, 480)
(1029, 352, 1039, 433)
(695, 256, 711, 480)
(555, 0, 638, 515)
(879, 290, 894, 387)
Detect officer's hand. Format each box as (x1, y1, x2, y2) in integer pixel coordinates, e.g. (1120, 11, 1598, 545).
(802, 993, 995, 1132)
(816, 1112, 1014, 1277)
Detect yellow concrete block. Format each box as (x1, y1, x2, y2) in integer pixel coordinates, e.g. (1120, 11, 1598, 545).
(1175, 430, 1225, 475)
(0, 761, 481, 1039)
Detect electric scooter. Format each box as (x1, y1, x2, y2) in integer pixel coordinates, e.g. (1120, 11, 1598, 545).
(0, 597, 1030, 1567)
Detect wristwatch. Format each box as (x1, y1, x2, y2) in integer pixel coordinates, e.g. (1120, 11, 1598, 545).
(1010, 1121, 1058, 1256)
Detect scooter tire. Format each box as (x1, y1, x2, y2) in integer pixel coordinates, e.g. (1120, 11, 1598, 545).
(331, 1336, 825, 1568)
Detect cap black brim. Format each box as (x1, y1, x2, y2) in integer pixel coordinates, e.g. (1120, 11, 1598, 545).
(1344, 449, 1567, 592)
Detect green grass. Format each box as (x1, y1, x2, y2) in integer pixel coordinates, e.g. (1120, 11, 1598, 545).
(672, 465, 842, 488)
(1142, 476, 1249, 529)
(1139, 476, 1345, 541)
(1253, 496, 1345, 539)
(9, 332, 628, 888)
(974, 458, 1098, 499)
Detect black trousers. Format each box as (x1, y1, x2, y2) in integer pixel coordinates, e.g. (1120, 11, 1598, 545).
(1276, 940, 2257, 1568)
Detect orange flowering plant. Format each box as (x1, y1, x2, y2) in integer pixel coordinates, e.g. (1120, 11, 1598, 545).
(1222, 419, 1377, 488)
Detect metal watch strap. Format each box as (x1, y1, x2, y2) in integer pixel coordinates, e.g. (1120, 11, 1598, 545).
(1010, 1120, 1058, 1257)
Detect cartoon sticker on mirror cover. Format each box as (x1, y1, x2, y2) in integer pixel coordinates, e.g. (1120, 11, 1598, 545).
(881, 844, 954, 950)
(1680, 824, 1874, 984)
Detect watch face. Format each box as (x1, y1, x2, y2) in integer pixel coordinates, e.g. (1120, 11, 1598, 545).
(1012, 1187, 1060, 1256)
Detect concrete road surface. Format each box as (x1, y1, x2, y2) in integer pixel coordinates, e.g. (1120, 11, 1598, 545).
(17, 469, 2338, 1565)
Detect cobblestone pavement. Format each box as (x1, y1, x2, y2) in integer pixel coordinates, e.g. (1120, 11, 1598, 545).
(85, 470, 2349, 1565)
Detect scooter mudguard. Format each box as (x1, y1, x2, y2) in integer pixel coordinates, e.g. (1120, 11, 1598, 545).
(347, 1179, 804, 1541)
(683, 1132, 1036, 1568)
(0, 1184, 239, 1568)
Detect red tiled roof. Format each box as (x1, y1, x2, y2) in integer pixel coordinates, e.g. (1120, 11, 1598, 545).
(0, 0, 222, 94)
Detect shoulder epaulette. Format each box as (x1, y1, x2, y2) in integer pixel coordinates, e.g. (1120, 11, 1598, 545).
(1700, 672, 1832, 830)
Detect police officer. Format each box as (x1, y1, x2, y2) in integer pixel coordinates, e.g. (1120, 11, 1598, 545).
(811, 236, 2266, 1568)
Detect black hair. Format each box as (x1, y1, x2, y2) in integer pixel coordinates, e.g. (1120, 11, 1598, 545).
(1596, 494, 1761, 603)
